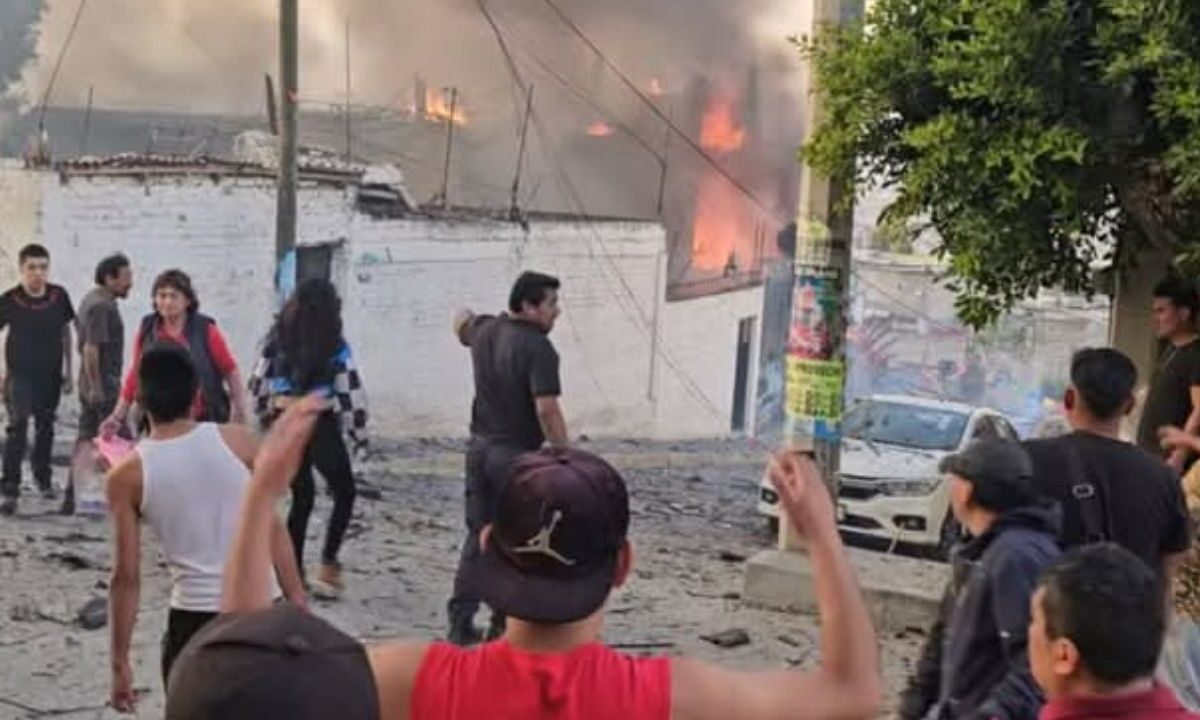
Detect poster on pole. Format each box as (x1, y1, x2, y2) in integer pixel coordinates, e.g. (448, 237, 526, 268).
(785, 262, 846, 443)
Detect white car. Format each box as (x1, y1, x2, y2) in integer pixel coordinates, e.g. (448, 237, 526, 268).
(758, 395, 1019, 558)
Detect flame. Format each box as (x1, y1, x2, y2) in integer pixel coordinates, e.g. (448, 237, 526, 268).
(691, 96, 752, 270)
(587, 121, 613, 137)
(699, 99, 745, 154)
(422, 88, 467, 126)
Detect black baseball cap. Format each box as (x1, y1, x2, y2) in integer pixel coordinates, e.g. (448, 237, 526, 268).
(165, 604, 379, 719)
(478, 448, 631, 624)
(939, 437, 1033, 490)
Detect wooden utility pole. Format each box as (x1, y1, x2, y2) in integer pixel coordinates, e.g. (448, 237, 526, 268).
(344, 17, 353, 164)
(265, 74, 279, 135)
(509, 85, 534, 217)
(80, 86, 94, 155)
(437, 87, 459, 208)
(275, 0, 299, 297)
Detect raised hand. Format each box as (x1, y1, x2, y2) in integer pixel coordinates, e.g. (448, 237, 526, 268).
(252, 394, 325, 498)
(767, 451, 838, 542)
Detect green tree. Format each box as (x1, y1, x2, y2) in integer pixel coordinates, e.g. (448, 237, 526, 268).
(800, 0, 1200, 327)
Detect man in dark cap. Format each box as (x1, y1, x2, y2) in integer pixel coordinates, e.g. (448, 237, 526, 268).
(164, 396, 882, 720)
(900, 438, 1062, 720)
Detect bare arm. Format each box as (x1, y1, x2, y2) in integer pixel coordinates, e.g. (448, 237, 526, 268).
(670, 453, 881, 720)
(82, 344, 102, 401)
(536, 395, 569, 448)
(1159, 426, 1200, 456)
(225, 368, 250, 424)
(61, 324, 73, 393)
(222, 396, 323, 612)
(106, 459, 143, 714)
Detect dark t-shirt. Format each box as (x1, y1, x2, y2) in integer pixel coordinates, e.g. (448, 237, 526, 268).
(463, 314, 561, 450)
(0, 284, 75, 382)
(1024, 432, 1191, 571)
(76, 286, 124, 401)
(1138, 339, 1200, 455)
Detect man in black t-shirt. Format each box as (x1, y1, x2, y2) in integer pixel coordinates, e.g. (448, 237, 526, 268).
(1025, 348, 1190, 577)
(0, 244, 76, 516)
(446, 271, 569, 645)
(1138, 276, 1200, 471)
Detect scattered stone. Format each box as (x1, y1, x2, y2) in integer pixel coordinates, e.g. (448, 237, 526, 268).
(700, 628, 751, 649)
(717, 551, 746, 563)
(686, 475, 704, 484)
(777, 634, 803, 648)
(47, 551, 95, 570)
(76, 596, 108, 630)
(45, 532, 105, 544)
(358, 483, 383, 501)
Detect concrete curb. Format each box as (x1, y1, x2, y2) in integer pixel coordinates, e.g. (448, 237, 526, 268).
(743, 548, 948, 633)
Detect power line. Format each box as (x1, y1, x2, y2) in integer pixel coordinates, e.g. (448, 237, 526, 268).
(533, 0, 790, 229)
(37, 0, 91, 132)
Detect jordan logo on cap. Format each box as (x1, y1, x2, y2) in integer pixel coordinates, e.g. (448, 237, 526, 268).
(513, 510, 577, 566)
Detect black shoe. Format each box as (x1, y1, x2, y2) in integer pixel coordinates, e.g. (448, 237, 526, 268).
(447, 620, 484, 647)
(37, 482, 55, 501)
(0, 497, 16, 516)
(59, 494, 75, 516)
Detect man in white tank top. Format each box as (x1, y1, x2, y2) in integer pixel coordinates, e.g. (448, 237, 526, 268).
(105, 344, 305, 713)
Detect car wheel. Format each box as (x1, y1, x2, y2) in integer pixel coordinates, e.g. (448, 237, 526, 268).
(936, 514, 962, 561)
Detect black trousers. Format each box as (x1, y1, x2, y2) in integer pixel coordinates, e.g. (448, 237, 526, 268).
(447, 439, 524, 630)
(1, 375, 62, 498)
(161, 608, 219, 687)
(287, 413, 356, 567)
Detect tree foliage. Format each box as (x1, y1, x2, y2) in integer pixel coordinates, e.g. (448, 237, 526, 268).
(800, 0, 1200, 327)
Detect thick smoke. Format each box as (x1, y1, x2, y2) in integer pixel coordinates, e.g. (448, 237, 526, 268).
(13, 0, 804, 115)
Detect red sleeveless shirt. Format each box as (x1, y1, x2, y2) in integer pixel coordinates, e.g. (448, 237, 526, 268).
(410, 640, 672, 720)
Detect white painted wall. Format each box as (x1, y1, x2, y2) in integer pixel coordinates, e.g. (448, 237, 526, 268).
(1, 165, 762, 439)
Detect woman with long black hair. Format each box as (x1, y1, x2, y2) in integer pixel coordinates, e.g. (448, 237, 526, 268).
(248, 278, 368, 599)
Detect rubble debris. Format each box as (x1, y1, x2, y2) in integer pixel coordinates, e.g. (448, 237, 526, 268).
(76, 597, 108, 630)
(700, 628, 751, 649)
(717, 551, 746, 563)
(46, 552, 95, 570)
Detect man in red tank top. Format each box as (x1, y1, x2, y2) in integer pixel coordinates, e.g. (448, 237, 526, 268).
(164, 398, 882, 720)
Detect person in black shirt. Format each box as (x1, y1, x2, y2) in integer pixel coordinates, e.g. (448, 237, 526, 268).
(0, 244, 76, 516)
(1138, 276, 1200, 471)
(1024, 348, 1190, 578)
(446, 271, 569, 645)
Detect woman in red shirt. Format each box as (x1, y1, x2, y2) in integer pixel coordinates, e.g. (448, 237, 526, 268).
(101, 270, 249, 436)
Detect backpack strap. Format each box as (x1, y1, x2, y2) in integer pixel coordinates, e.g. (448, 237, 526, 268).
(1065, 437, 1110, 544)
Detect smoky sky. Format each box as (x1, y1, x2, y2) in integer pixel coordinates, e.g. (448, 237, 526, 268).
(11, 0, 806, 117)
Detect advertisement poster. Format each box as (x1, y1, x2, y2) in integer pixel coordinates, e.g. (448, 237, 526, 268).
(785, 263, 845, 443)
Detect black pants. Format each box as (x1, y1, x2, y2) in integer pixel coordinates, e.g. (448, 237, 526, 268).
(1, 375, 62, 498)
(161, 608, 219, 687)
(448, 439, 524, 631)
(287, 413, 356, 567)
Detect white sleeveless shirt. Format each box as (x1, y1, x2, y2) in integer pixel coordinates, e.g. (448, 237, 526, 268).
(139, 423, 280, 611)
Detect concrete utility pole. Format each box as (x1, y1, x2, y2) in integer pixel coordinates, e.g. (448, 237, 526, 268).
(777, 0, 864, 551)
(275, 0, 299, 297)
(745, 0, 867, 604)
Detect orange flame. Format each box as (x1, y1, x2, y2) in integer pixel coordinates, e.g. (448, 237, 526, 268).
(587, 121, 613, 137)
(699, 99, 745, 154)
(423, 89, 467, 126)
(692, 96, 752, 270)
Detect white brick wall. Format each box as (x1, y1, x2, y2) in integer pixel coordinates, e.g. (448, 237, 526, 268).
(1, 165, 762, 439)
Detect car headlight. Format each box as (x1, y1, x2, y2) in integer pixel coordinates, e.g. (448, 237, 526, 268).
(878, 476, 942, 497)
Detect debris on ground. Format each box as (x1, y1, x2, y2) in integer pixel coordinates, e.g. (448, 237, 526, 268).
(75, 597, 107, 630)
(701, 628, 752, 649)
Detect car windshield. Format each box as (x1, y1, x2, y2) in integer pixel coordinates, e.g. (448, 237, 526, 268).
(843, 400, 968, 451)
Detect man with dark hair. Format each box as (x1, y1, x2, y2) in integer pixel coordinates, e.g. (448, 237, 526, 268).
(899, 438, 1060, 720)
(1024, 348, 1190, 574)
(1139, 275, 1200, 467)
(63, 253, 133, 514)
(0, 243, 75, 516)
(445, 270, 568, 645)
(1030, 544, 1200, 720)
(105, 344, 304, 713)
(166, 400, 882, 720)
